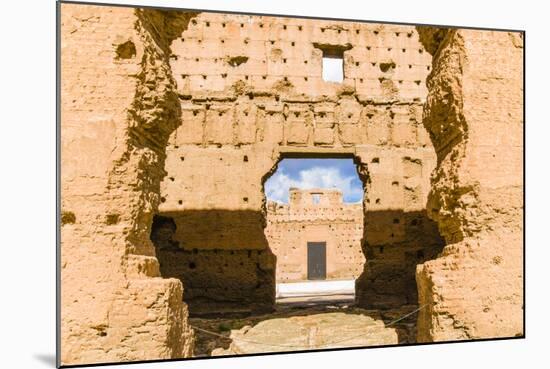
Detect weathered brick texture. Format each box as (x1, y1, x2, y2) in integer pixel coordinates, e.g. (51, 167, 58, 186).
(60, 4, 523, 364)
(415, 28, 523, 342)
(60, 4, 196, 365)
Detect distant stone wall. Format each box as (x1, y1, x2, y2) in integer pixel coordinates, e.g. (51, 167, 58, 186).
(265, 188, 364, 282)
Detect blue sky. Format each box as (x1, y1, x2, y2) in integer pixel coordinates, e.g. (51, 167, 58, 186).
(264, 158, 363, 203)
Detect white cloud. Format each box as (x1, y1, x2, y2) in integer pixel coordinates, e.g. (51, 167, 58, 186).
(265, 166, 363, 203)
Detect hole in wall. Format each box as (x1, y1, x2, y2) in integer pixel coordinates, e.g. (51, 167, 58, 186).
(313, 43, 351, 83)
(379, 61, 396, 73)
(61, 211, 76, 225)
(226, 55, 249, 67)
(115, 40, 136, 60)
(105, 214, 120, 225)
(264, 156, 365, 303)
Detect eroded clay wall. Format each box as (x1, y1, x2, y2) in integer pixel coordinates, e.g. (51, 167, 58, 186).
(354, 147, 445, 308)
(155, 12, 443, 313)
(415, 28, 524, 342)
(60, 4, 196, 365)
(60, 4, 523, 357)
(265, 189, 364, 282)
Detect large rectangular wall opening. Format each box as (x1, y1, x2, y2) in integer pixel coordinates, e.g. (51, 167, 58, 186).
(263, 156, 364, 307)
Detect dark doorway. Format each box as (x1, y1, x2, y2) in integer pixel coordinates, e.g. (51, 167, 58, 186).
(307, 242, 327, 280)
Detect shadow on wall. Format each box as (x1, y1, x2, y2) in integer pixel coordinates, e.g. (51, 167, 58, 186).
(150, 212, 276, 317)
(151, 208, 443, 316)
(356, 209, 444, 309)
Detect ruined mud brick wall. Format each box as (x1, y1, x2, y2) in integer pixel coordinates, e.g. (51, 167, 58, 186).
(354, 147, 444, 308)
(415, 28, 523, 341)
(58, 4, 523, 363)
(60, 4, 197, 365)
(265, 189, 364, 282)
(156, 12, 443, 313)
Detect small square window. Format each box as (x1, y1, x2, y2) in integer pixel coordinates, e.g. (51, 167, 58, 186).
(322, 56, 344, 83)
(314, 43, 351, 83)
(312, 193, 321, 204)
